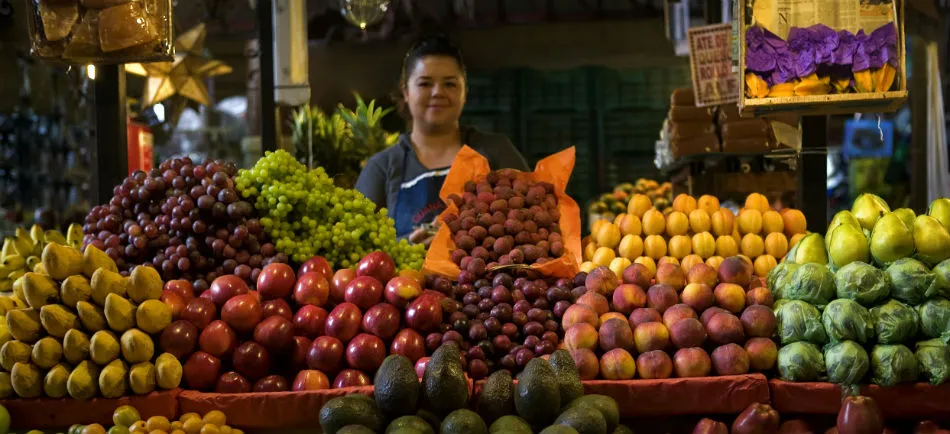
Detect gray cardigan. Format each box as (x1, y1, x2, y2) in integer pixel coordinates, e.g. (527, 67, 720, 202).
(355, 126, 530, 212)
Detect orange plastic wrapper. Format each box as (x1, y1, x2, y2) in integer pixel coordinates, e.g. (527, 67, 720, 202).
(423, 146, 582, 280)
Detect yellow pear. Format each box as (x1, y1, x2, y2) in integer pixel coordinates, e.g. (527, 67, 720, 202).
(892, 208, 917, 230)
(120, 328, 154, 363)
(90, 268, 128, 306)
(10, 361, 43, 398)
(827, 224, 870, 270)
(63, 329, 91, 364)
(0, 341, 31, 371)
(851, 193, 891, 231)
(785, 233, 828, 265)
(826, 211, 861, 247)
(929, 198, 950, 233)
(41, 243, 82, 280)
(136, 300, 171, 335)
(67, 360, 100, 400)
(155, 352, 183, 389)
(914, 215, 950, 265)
(127, 266, 162, 303)
(0, 372, 12, 398)
(129, 361, 156, 395)
(43, 363, 71, 398)
(21, 272, 59, 309)
(39, 304, 78, 338)
(99, 359, 128, 398)
(31, 337, 63, 369)
(81, 245, 117, 279)
(89, 330, 120, 365)
(61, 275, 92, 308)
(76, 301, 107, 332)
(104, 293, 136, 332)
(6, 308, 42, 343)
(870, 213, 916, 266)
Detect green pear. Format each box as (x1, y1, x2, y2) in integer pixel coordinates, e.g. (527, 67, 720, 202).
(913, 215, 950, 265)
(785, 233, 828, 265)
(892, 208, 917, 230)
(928, 198, 950, 233)
(828, 224, 870, 269)
(852, 193, 891, 231)
(870, 213, 915, 266)
(826, 210, 862, 250)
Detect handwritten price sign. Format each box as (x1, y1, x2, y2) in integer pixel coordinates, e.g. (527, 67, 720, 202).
(688, 24, 739, 107)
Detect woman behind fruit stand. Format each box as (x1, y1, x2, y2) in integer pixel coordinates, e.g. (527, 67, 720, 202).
(355, 34, 529, 246)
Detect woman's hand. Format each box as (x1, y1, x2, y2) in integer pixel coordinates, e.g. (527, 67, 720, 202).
(408, 217, 441, 248)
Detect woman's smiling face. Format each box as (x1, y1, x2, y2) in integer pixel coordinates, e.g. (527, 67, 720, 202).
(403, 55, 466, 132)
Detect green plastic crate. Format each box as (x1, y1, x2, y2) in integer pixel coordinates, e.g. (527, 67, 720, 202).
(522, 69, 593, 112)
(464, 70, 519, 112)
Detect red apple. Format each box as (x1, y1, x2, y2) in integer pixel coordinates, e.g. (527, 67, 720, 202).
(356, 251, 396, 283)
(299, 256, 334, 281)
(289, 336, 312, 370)
(183, 351, 221, 391)
(361, 303, 401, 339)
(292, 369, 330, 391)
(257, 263, 296, 300)
(164, 279, 195, 301)
(344, 276, 383, 310)
(221, 293, 263, 333)
(159, 320, 198, 359)
(293, 305, 328, 339)
(325, 302, 362, 342)
(232, 341, 271, 381)
(384, 276, 423, 308)
(253, 315, 295, 352)
(333, 369, 371, 388)
(307, 336, 344, 374)
(414, 357, 430, 379)
(253, 375, 290, 392)
(181, 298, 217, 330)
(161, 291, 187, 320)
(390, 328, 425, 362)
(733, 403, 781, 434)
(262, 298, 293, 320)
(330, 269, 357, 304)
(198, 320, 238, 358)
(345, 333, 386, 373)
(209, 275, 250, 306)
(405, 294, 443, 333)
(215, 371, 251, 393)
(294, 272, 330, 307)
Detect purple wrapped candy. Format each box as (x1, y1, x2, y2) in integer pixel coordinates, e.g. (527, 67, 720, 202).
(832, 30, 857, 66)
(868, 23, 898, 68)
(852, 30, 871, 72)
(788, 27, 817, 77)
(771, 50, 798, 85)
(809, 24, 839, 64)
(746, 27, 777, 73)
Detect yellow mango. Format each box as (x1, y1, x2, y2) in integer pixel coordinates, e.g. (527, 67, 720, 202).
(854, 69, 874, 93)
(767, 82, 797, 97)
(794, 78, 831, 96)
(745, 73, 770, 99)
(832, 77, 851, 93)
(873, 64, 897, 92)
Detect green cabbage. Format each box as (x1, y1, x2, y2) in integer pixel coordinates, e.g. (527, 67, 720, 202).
(824, 340, 870, 385)
(767, 262, 801, 300)
(834, 261, 891, 306)
(915, 338, 950, 386)
(869, 299, 919, 344)
(917, 298, 950, 339)
(870, 344, 919, 386)
(775, 300, 827, 345)
(886, 258, 938, 305)
(822, 299, 874, 343)
(784, 263, 836, 306)
(778, 342, 826, 382)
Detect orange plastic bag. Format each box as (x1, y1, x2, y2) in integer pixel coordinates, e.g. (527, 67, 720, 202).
(423, 146, 582, 279)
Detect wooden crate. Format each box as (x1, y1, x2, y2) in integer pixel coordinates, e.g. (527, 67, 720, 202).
(738, 1, 908, 117)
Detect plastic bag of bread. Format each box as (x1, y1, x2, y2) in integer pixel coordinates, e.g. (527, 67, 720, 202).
(27, 0, 172, 64)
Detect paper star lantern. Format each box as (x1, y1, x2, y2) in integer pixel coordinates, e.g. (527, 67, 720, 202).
(126, 23, 232, 109)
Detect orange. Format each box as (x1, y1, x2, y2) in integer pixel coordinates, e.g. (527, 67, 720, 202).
(644, 235, 668, 259)
(754, 255, 778, 276)
(202, 411, 227, 427)
(668, 235, 692, 259)
(628, 194, 653, 217)
(761, 210, 784, 234)
(740, 233, 765, 258)
(706, 256, 724, 271)
(697, 195, 721, 216)
(745, 193, 771, 213)
(634, 256, 658, 276)
(737, 209, 763, 235)
(200, 426, 220, 434)
(82, 425, 107, 434)
(711, 208, 735, 237)
(641, 209, 666, 236)
(592, 247, 616, 267)
(680, 254, 705, 274)
(146, 417, 170, 432)
(666, 211, 690, 236)
(618, 234, 644, 260)
(715, 235, 739, 258)
(781, 208, 808, 236)
(113, 405, 141, 427)
(129, 421, 148, 433)
(765, 232, 789, 258)
(691, 232, 716, 259)
(688, 209, 712, 233)
(672, 194, 698, 214)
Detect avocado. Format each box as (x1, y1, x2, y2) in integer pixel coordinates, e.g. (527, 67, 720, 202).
(554, 405, 607, 434)
(488, 415, 532, 434)
(386, 415, 435, 434)
(549, 349, 584, 405)
(422, 343, 469, 416)
(540, 426, 580, 434)
(319, 395, 382, 434)
(440, 409, 488, 434)
(415, 409, 442, 431)
(515, 357, 561, 425)
(375, 354, 420, 418)
(612, 425, 634, 434)
(566, 395, 620, 433)
(337, 425, 375, 434)
(476, 370, 514, 423)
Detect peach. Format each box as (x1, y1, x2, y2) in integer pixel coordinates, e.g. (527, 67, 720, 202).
(629, 308, 662, 328)
(700, 307, 730, 326)
(617, 214, 642, 237)
(600, 312, 627, 324)
(636, 350, 673, 379)
(599, 318, 635, 352)
(570, 348, 600, 380)
(622, 263, 653, 287)
(609, 257, 632, 280)
(744, 337, 778, 371)
(681, 283, 715, 313)
(711, 343, 750, 375)
(600, 348, 637, 380)
(562, 304, 600, 330)
(687, 263, 719, 287)
(781, 208, 807, 237)
(662, 303, 698, 328)
(634, 321, 671, 353)
(592, 247, 616, 267)
(577, 291, 610, 316)
(670, 318, 707, 349)
(674, 347, 712, 378)
(658, 256, 680, 268)
(745, 287, 774, 307)
(618, 234, 644, 260)
(697, 195, 721, 216)
(706, 256, 724, 272)
(748, 277, 764, 290)
(711, 208, 735, 237)
(585, 266, 619, 295)
(717, 256, 753, 287)
(564, 323, 598, 351)
(714, 283, 746, 313)
(740, 305, 776, 338)
(646, 284, 679, 313)
(611, 284, 647, 314)
(706, 312, 745, 345)
(655, 263, 686, 291)
(680, 255, 705, 275)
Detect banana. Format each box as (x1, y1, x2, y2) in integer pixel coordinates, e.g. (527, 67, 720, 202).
(1, 255, 24, 270)
(0, 280, 12, 293)
(29, 225, 45, 245)
(25, 256, 40, 271)
(45, 231, 66, 246)
(66, 224, 84, 250)
(12, 230, 34, 257)
(1, 238, 14, 259)
(7, 270, 25, 281)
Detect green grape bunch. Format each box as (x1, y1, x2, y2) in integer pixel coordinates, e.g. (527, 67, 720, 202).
(236, 150, 425, 270)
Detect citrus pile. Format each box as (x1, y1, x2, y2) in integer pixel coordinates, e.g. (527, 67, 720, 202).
(65, 406, 243, 434)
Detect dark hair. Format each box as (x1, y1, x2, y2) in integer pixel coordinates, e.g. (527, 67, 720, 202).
(400, 34, 467, 85)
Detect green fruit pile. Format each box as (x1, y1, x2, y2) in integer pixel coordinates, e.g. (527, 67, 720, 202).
(769, 194, 950, 387)
(235, 150, 425, 270)
(319, 344, 632, 434)
(0, 243, 182, 400)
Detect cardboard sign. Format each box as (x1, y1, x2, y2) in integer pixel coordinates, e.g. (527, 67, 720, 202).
(688, 23, 739, 107)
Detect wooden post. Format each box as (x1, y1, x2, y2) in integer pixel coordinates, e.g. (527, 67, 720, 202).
(799, 116, 828, 233)
(91, 65, 128, 205)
